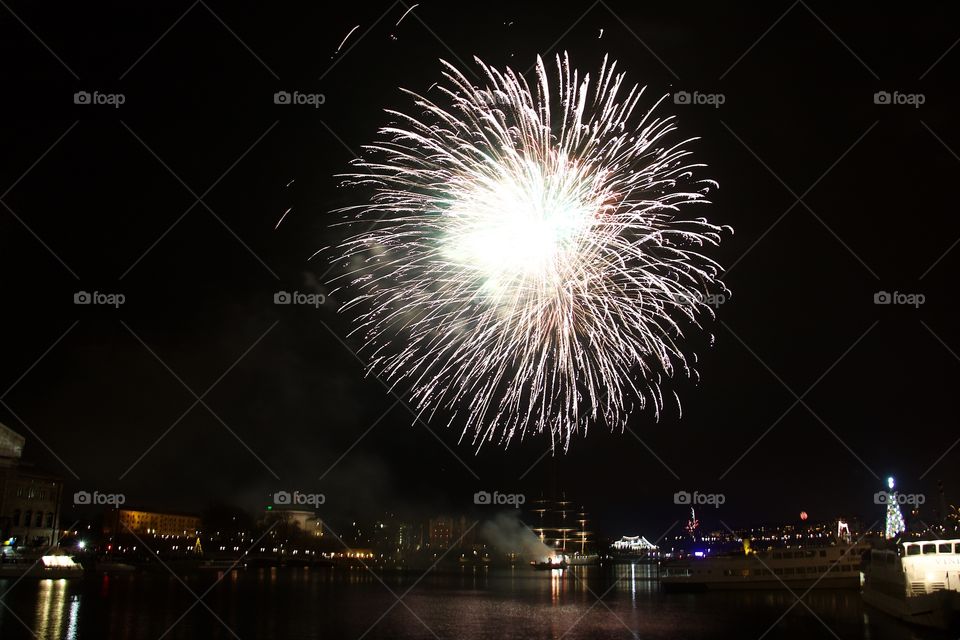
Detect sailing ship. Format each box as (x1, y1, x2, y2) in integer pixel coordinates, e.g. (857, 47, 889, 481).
(529, 495, 598, 567)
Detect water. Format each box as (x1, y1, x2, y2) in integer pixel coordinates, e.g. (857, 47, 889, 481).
(0, 565, 946, 639)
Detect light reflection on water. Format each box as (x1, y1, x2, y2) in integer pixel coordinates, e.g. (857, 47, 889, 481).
(4, 578, 78, 640)
(0, 566, 949, 640)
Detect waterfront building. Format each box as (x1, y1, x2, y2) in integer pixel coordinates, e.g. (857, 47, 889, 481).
(104, 508, 200, 537)
(428, 515, 472, 550)
(0, 423, 64, 549)
(429, 515, 453, 548)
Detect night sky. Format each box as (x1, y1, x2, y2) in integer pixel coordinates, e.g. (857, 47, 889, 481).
(2, 2, 958, 540)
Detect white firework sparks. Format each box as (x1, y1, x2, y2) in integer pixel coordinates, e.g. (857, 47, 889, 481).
(329, 53, 730, 452)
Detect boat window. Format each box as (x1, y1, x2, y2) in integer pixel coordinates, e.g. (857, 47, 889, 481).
(923, 544, 937, 555)
(819, 566, 828, 573)
(939, 543, 951, 553)
(784, 567, 795, 575)
(955, 543, 960, 554)
(806, 566, 817, 574)
(819, 550, 826, 557)
(805, 550, 815, 558)
(774, 568, 783, 575)
(907, 545, 921, 556)
(772, 552, 781, 559)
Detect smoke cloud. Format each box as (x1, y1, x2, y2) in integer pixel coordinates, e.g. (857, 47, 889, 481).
(480, 511, 552, 560)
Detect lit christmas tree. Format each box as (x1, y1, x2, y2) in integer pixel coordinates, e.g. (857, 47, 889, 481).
(884, 476, 906, 540)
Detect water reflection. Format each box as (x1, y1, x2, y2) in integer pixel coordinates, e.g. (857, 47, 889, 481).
(0, 568, 951, 640)
(34, 579, 76, 640)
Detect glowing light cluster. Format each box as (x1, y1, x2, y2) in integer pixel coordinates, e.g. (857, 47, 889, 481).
(330, 53, 730, 452)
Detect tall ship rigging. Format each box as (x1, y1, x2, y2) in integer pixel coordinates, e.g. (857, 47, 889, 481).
(528, 494, 598, 567)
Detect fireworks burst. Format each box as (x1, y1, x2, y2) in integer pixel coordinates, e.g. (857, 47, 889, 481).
(328, 53, 730, 452)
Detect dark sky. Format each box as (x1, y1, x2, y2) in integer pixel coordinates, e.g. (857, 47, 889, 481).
(1, 2, 958, 540)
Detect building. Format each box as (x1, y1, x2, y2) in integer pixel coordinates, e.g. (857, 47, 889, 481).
(0, 423, 64, 549)
(429, 516, 452, 549)
(428, 515, 473, 550)
(104, 508, 200, 538)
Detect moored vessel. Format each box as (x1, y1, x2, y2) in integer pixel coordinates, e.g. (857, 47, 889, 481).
(661, 542, 868, 591)
(862, 538, 960, 629)
(0, 554, 85, 579)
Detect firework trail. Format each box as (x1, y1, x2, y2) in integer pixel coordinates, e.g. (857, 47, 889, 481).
(328, 53, 730, 452)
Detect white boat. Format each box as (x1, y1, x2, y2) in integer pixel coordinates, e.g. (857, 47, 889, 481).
(862, 538, 960, 629)
(661, 543, 868, 591)
(566, 553, 599, 566)
(0, 554, 85, 579)
(531, 552, 598, 570)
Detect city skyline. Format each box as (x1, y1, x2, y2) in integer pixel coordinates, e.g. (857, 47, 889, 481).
(1, 4, 959, 638)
